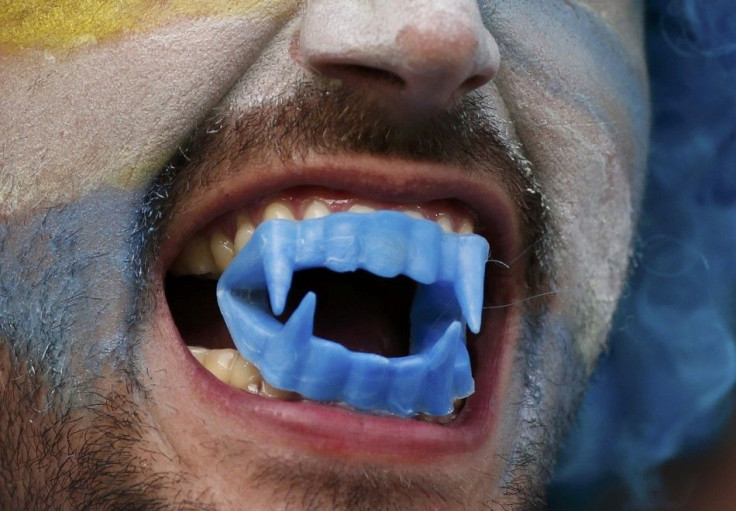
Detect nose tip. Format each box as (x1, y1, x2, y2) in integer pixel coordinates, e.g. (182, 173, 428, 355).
(299, 0, 500, 115)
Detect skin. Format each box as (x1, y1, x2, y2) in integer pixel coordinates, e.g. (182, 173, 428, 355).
(0, 1, 648, 509)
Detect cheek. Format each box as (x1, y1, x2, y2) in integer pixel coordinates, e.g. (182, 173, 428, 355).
(489, 2, 649, 364)
(0, 188, 145, 380)
(518, 88, 647, 364)
(0, 0, 297, 50)
(0, 10, 291, 218)
(523, 100, 643, 364)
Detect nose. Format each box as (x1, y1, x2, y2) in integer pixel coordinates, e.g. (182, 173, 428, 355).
(298, 0, 500, 116)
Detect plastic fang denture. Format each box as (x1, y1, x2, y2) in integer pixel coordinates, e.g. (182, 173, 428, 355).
(216, 211, 489, 417)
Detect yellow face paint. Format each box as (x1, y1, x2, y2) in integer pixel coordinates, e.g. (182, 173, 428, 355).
(0, 0, 294, 51)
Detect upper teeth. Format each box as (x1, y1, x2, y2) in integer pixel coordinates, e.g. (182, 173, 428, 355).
(171, 197, 475, 277)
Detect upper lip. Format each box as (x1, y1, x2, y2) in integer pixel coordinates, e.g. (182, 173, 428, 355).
(150, 152, 525, 464)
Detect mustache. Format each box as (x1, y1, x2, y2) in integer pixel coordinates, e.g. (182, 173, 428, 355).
(134, 79, 553, 296)
(187, 80, 528, 182)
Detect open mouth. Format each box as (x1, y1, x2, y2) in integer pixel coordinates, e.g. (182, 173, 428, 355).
(166, 187, 487, 423)
(154, 159, 523, 462)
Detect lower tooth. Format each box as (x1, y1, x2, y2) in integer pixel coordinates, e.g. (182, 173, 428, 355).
(417, 399, 465, 424)
(261, 379, 295, 399)
(189, 346, 459, 421)
(189, 346, 208, 364)
(230, 354, 262, 393)
(190, 346, 293, 398)
(417, 413, 456, 425)
(204, 349, 237, 384)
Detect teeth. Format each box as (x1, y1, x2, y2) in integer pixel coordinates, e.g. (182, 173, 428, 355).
(234, 215, 255, 252)
(401, 209, 424, 220)
(230, 355, 261, 393)
(189, 346, 208, 364)
(172, 197, 477, 278)
(175, 200, 488, 418)
(348, 204, 375, 214)
(203, 348, 237, 384)
(417, 399, 465, 424)
(458, 218, 474, 234)
(217, 212, 487, 417)
(435, 214, 453, 233)
(190, 345, 464, 417)
(263, 202, 295, 221)
(172, 235, 216, 275)
(210, 231, 235, 272)
(261, 380, 294, 399)
(303, 200, 330, 219)
(191, 346, 297, 398)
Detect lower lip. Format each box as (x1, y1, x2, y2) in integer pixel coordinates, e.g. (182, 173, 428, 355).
(153, 279, 516, 464)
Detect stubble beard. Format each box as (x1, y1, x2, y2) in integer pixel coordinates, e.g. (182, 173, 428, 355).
(0, 82, 589, 510)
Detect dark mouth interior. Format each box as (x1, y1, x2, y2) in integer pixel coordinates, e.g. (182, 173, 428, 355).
(165, 269, 417, 358)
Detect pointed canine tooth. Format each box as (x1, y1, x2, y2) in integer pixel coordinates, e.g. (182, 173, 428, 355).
(188, 346, 208, 364)
(177, 235, 216, 275)
(348, 204, 375, 214)
(210, 231, 235, 272)
(230, 354, 262, 394)
(263, 202, 295, 221)
(204, 349, 237, 384)
(436, 214, 453, 233)
(234, 215, 255, 252)
(303, 200, 330, 219)
(453, 236, 489, 334)
(458, 218, 474, 234)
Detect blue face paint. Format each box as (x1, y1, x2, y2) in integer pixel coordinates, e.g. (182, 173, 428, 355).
(216, 211, 488, 417)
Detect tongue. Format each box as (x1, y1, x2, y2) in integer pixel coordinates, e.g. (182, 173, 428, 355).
(279, 269, 416, 358)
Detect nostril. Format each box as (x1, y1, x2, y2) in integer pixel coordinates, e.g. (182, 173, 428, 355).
(316, 62, 406, 89)
(460, 73, 491, 94)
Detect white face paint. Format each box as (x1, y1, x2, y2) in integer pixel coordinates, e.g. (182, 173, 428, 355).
(0, 1, 648, 509)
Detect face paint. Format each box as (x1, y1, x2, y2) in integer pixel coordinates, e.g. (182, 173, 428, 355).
(0, 0, 296, 51)
(218, 211, 488, 416)
(0, 10, 292, 218)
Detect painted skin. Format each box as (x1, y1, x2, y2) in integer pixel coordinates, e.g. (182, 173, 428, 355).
(0, 1, 648, 510)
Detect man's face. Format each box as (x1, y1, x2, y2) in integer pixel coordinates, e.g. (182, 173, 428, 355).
(0, 1, 648, 509)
